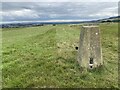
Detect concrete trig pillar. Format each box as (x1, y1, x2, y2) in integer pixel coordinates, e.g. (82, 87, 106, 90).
(77, 25, 103, 70)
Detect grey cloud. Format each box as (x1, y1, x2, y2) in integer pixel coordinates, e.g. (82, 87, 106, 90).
(1, 2, 118, 21)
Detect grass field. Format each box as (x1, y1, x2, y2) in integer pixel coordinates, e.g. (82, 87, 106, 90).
(2, 23, 118, 88)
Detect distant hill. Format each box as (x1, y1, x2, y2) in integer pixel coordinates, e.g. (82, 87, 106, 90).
(1, 16, 120, 28)
(96, 16, 120, 23)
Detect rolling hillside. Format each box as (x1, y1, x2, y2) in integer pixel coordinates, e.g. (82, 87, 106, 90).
(2, 23, 118, 88)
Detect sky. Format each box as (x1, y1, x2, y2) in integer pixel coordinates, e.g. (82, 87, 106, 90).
(0, 2, 119, 22)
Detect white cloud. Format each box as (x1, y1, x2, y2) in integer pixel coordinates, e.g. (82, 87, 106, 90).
(88, 5, 118, 18)
(89, 12, 118, 17)
(1, 0, 119, 2)
(1, 2, 118, 21)
(2, 9, 40, 21)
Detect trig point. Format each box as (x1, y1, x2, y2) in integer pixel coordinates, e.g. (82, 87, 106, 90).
(77, 25, 103, 70)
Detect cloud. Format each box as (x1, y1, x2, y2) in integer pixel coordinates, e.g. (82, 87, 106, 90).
(88, 6, 118, 18)
(1, 0, 119, 2)
(1, 2, 118, 22)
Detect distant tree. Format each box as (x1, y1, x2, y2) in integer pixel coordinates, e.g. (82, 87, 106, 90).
(106, 20, 112, 22)
(101, 21, 105, 23)
(53, 24, 56, 26)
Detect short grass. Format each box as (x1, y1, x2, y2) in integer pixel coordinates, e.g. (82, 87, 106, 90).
(2, 23, 118, 88)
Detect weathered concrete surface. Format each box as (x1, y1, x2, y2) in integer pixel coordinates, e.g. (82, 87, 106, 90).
(77, 26, 103, 69)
